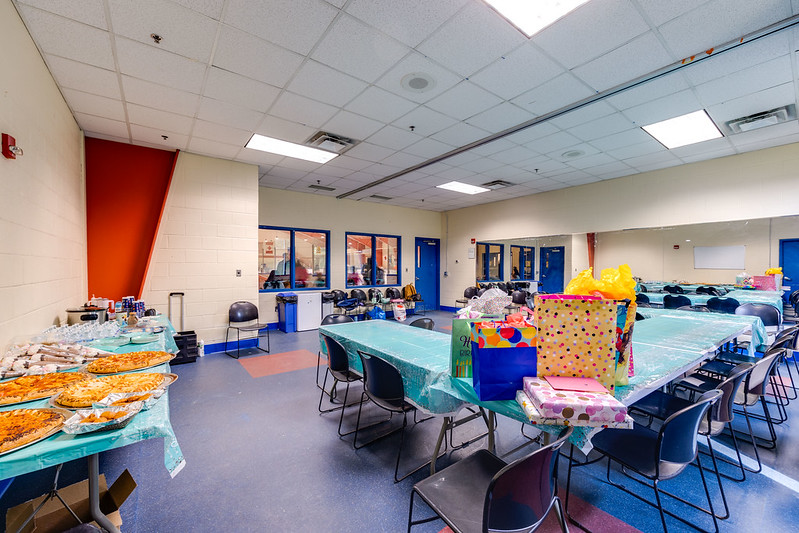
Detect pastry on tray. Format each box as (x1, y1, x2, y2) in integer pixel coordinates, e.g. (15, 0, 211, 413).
(86, 351, 173, 374)
(0, 372, 89, 405)
(55, 373, 165, 408)
(0, 408, 66, 454)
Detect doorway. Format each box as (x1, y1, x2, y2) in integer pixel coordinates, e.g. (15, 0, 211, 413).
(540, 246, 565, 293)
(779, 238, 799, 301)
(415, 238, 439, 311)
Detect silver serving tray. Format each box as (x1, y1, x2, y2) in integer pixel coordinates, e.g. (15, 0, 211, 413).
(0, 407, 72, 457)
(49, 372, 177, 410)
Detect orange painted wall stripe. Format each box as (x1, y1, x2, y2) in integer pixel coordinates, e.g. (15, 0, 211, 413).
(85, 138, 175, 301)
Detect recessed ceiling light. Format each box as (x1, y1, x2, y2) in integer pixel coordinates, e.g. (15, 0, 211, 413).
(246, 134, 338, 164)
(484, 0, 591, 38)
(436, 181, 490, 195)
(642, 110, 722, 149)
(401, 73, 436, 93)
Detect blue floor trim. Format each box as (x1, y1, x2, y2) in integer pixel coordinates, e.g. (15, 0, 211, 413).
(440, 305, 458, 313)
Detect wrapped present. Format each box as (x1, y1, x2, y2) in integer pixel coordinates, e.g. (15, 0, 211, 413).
(469, 320, 537, 401)
(534, 294, 618, 392)
(450, 315, 503, 378)
(523, 376, 628, 424)
(614, 300, 636, 386)
(753, 275, 777, 291)
(515, 390, 633, 429)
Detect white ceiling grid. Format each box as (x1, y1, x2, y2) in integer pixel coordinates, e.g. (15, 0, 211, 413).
(10, 0, 799, 211)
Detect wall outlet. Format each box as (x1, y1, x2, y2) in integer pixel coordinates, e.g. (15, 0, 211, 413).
(236, 269, 242, 277)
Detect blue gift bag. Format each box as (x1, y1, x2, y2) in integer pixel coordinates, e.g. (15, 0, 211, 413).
(471, 344, 538, 401)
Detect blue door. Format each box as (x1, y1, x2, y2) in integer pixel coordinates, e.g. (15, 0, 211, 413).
(780, 238, 799, 302)
(540, 246, 565, 293)
(415, 238, 439, 310)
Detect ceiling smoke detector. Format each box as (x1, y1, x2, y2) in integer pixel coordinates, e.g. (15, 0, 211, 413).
(305, 131, 357, 154)
(401, 72, 436, 93)
(724, 105, 795, 134)
(480, 180, 514, 190)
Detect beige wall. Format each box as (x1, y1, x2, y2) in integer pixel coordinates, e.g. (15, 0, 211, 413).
(141, 152, 259, 344)
(0, 1, 86, 347)
(442, 144, 799, 306)
(258, 188, 442, 322)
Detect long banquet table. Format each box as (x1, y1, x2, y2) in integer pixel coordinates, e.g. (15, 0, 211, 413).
(641, 289, 784, 317)
(319, 315, 752, 455)
(0, 316, 185, 532)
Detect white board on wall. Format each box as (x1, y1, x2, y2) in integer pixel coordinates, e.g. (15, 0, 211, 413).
(693, 245, 745, 269)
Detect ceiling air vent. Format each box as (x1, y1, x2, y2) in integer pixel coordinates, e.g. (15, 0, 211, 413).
(481, 180, 514, 190)
(724, 105, 795, 134)
(369, 194, 392, 201)
(305, 131, 357, 154)
(308, 184, 335, 192)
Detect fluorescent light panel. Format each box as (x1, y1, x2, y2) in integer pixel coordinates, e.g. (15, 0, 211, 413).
(436, 181, 490, 195)
(484, 0, 590, 37)
(642, 110, 723, 149)
(245, 133, 338, 164)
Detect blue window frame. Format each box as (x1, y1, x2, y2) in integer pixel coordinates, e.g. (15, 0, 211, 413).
(346, 232, 400, 288)
(258, 226, 330, 291)
(510, 245, 535, 280)
(476, 242, 503, 282)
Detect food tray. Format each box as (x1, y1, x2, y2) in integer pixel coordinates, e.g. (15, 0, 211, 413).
(87, 353, 176, 375)
(0, 370, 93, 407)
(94, 388, 165, 411)
(0, 408, 72, 457)
(130, 334, 160, 344)
(61, 404, 142, 434)
(49, 372, 177, 410)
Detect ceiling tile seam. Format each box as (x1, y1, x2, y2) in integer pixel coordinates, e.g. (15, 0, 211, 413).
(336, 12, 799, 201)
(101, 0, 136, 143)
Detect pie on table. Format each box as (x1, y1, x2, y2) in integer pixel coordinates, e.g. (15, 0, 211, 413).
(0, 408, 66, 454)
(86, 351, 172, 374)
(0, 372, 89, 405)
(55, 373, 165, 408)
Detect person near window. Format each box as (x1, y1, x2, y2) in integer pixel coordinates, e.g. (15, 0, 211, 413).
(512, 266, 520, 279)
(275, 253, 290, 275)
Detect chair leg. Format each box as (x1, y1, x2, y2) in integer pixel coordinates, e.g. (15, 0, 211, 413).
(703, 437, 729, 520)
(552, 496, 569, 533)
(407, 489, 441, 532)
(695, 453, 721, 533)
(224, 327, 239, 359)
(652, 479, 668, 533)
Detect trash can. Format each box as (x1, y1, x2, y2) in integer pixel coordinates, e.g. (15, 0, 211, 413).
(321, 292, 335, 319)
(276, 292, 298, 333)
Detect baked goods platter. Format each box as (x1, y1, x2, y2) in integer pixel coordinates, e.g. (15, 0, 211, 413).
(49, 372, 177, 409)
(0, 407, 72, 457)
(1, 343, 113, 379)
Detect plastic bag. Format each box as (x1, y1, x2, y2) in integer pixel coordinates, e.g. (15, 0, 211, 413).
(392, 301, 406, 321)
(565, 265, 636, 301)
(468, 288, 512, 315)
(367, 306, 386, 320)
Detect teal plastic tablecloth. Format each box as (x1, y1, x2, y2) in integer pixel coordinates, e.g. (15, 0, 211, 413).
(641, 290, 783, 317)
(638, 307, 767, 351)
(91, 315, 179, 354)
(638, 282, 737, 293)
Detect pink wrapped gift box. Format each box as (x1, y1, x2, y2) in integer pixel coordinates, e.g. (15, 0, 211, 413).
(515, 390, 633, 429)
(523, 377, 628, 424)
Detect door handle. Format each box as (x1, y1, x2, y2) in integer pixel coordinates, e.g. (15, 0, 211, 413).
(415, 277, 420, 281)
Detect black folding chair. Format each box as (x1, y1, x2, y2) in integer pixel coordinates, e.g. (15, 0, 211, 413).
(224, 301, 269, 359)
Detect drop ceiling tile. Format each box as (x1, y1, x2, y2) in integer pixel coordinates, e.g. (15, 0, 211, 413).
(213, 26, 304, 87)
(391, 106, 458, 137)
(477, 164, 526, 180)
(549, 102, 616, 131)
(597, 168, 637, 181)
(122, 76, 199, 116)
(197, 97, 264, 131)
(444, 151, 481, 166)
(361, 163, 404, 178)
(287, 61, 368, 108)
(622, 89, 704, 126)
(677, 146, 737, 163)
(532, 0, 649, 69)
(325, 155, 373, 171)
(488, 145, 539, 165)
(567, 112, 636, 142)
(581, 160, 633, 176)
(116, 37, 206, 93)
(605, 73, 690, 110)
(526, 131, 581, 154)
(511, 73, 594, 117)
(469, 42, 564, 100)
(130, 124, 188, 149)
(705, 82, 796, 124)
(374, 52, 463, 104)
(204, 68, 281, 113)
(366, 126, 422, 151)
(623, 150, 682, 169)
(342, 142, 395, 162)
(224, 0, 338, 55)
(311, 14, 410, 83)
(695, 55, 793, 107)
(345, 0, 467, 48)
(556, 175, 600, 187)
(188, 137, 243, 159)
(307, 164, 353, 178)
(404, 138, 456, 159)
(565, 153, 618, 170)
(680, 32, 791, 86)
(504, 123, 561, 146)
(380, 151, 427, 169)
(572, 32, 674, 92)
(588, 127, 653, 151)
(191, 120, 252, 148)
(431, 122, 490, 146)
(237, 148, 285, 166)
(17, 5, 114, 69)
(256, 116, 316, 144)
(171, 0, 225, 20)
(656, 0, 791, 59)
(458, 157, 508, 174)
(126, 103, 194, 134)
(632, 158, 683, 173)
(84, 132, 131, 145)
(16, 0, 108, 29)
(606, 138, 665, 160)
(45, 55, 120, 99)
(74, 112, 128, 138)
(60, 88, 125, 121)
(469, 138, 517, 156)
(345, 86, 418, 123)
(270, 92, 338, 129)
(426, 81, 503, 121)
(263, 166, 310, 181)
(108, 0, 217, 62)
(259, 175, 299, 188)
(416, 1, 525, 77)
(322, 111, 384, 140)
(635, 0, 711, 26)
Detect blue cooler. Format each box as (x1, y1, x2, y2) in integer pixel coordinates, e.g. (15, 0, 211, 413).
(276, 292, 298, 333)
